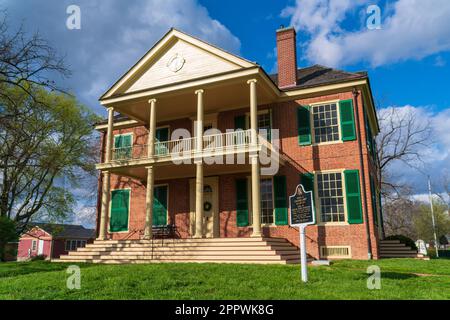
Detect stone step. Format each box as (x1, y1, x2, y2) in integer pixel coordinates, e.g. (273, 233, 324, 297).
(379, 240, 401, 244)
(69, 249, 299, 257)
(379, 253, 419, 258)
(76, 245, 298, 253)
(54, 258, 301, 265)
(93, 237, 288, 245)
(84, 242, 292, 249)
(380, 250, 418, 255)
(57, 237, 300, 265)
(379, 243, 407, 247)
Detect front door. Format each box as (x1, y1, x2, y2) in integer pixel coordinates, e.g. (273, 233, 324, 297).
(110, 189, 130, 232)
(190, 177, 219, 238)
(38, 240, 44, 255)
(153, 185, 168, 226)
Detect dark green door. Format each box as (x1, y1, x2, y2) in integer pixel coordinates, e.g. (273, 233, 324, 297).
(110, 189, 130, 232)
(155, 127, 169, 156)
(153, 185, 168, 226)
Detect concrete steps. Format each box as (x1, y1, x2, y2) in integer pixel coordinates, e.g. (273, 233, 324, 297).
(379, 239, 424, 259)
(54, 237, 301, 265)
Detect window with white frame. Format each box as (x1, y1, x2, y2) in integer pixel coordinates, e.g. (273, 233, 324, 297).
(257, 112, 271, 140)
(260, 178, 274, 224)
(65, 239, 86, 251)
(312, 103, 339, 143)
(317, 172, 345, 223)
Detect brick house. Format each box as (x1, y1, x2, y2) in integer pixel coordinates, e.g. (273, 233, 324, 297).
(92, 27, 382, 261)
(17, 224, 95, 260)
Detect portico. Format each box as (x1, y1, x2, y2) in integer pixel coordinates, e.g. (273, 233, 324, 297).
(97, 76, 275, 240)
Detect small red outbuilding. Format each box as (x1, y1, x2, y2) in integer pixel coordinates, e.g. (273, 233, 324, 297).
(17, 223, 95, 261)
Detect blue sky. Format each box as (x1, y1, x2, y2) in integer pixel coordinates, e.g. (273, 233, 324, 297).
(1, 0, 450, 224)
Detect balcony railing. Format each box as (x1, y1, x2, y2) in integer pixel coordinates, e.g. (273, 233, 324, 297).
(109, 129, 255, 162)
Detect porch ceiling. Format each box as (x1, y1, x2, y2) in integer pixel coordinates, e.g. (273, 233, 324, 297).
(103, 72, 278, 124)
(109, 162, 253, 182)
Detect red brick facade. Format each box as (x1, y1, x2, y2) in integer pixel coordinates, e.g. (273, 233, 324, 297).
(98, 88, 381, 260)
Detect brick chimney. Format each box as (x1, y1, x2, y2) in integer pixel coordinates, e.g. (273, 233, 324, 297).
(276, 26, 297, 88)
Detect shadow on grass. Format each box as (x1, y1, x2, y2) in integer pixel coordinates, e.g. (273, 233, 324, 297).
(381, 272, 419, 280)
(0, 261, 96, 279)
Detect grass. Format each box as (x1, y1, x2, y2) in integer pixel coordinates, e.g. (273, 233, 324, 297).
(0, 259, 449, 299)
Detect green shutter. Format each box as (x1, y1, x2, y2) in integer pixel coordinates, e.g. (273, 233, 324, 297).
(274, 176, 288, 225)
(114, 134, 132, 159)
(153, 185, 168, 226)
(339, 99, 356, 141)
(156, 127, 169, 142)
(155, 127, 169, 156)
(234, 115, 246, 130)
(236, 179, 249, 227)
(299, 172, 314, 194)
(110, 189, 130, 232)
(370, 176, 378, 225)
(297, 106, 311, 145)
(234, 115, 247, 145)
(344, 170, 363, 224)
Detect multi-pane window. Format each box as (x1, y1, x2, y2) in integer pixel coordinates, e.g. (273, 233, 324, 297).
(258, 112, 271, 138)
(65, 240, 86, 251)
(31, 240, 37, 251)
(260, 178, 274, 224)
(312, 103, 339, 143)
(317, 172, 345, 222)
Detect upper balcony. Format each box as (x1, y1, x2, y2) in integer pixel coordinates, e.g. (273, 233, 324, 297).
(96, 129, 281, 170)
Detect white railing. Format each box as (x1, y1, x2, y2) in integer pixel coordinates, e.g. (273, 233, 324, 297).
(109, 129, 256, 162)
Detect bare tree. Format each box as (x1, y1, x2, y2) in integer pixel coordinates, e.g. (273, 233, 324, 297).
(0, 11, 70, 120)
(383, 196, 419, 238)
(376, 107, 433, 199)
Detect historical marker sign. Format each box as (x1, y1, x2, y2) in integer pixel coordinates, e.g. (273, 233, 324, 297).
(290, 184, 315, 226)
(289, 184, 316, 282)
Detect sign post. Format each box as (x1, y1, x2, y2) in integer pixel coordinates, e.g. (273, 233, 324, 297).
(289, 184, 316, 282)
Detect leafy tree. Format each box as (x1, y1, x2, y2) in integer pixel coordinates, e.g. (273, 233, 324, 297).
(0, 83, 100, 237)
(413, 198, 450, 243)
(0, 216, 17, 261)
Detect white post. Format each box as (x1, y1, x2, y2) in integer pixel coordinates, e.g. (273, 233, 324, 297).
(299, 225, 308, 282)
(194, 89, 204, 238)
(428, 176, 439, 258)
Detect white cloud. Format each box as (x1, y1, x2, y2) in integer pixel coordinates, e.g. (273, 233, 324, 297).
(282, 0, 450, 67)
(69, 206, 96, 228)
(3, 0, 241, 114)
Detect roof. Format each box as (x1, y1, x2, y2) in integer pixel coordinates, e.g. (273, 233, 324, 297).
(95, 113, 132, 126)
(100, 28, 257, 101)
(97, 64, 370, 126)
(29, 223, 95, 239)
(269, 64, 368, 90)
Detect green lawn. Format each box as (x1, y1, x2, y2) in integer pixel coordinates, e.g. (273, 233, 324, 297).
(0, 259, 449, 299)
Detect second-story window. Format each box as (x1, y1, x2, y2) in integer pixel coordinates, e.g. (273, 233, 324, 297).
(258, 112, 271, 141)
(312, 103, 339, 143)
(298, 99, 356, 146)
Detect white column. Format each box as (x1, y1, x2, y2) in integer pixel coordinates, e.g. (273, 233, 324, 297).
(147, 98, 157, 157)
(194, 89, 204, 238)
(98, 107, 114, 240)
(144, 98, 157, 239)
(247, 79, 262, 237)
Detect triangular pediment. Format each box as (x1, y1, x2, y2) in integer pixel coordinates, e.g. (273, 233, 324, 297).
(101, 29, 255, 99)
